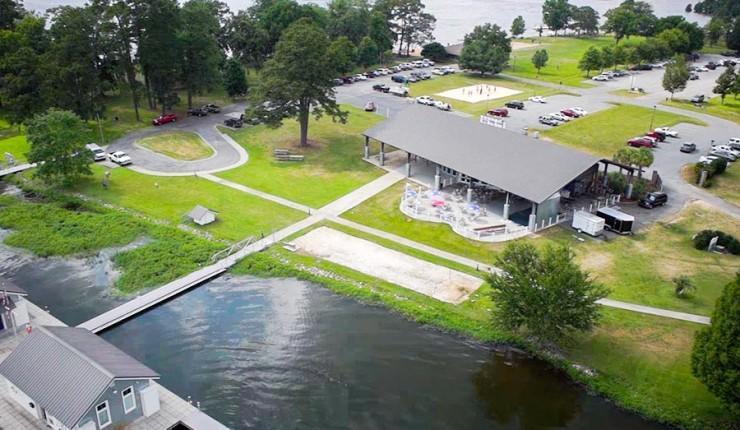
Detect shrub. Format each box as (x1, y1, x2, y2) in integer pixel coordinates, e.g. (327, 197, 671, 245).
(631, 178, 648, 199)
(711, 157, 728, 175)
(673, 275, 696, 297)
(420, 42, 448, 61)
(607, 171, 627, 194)
(693, 230, 740, 255)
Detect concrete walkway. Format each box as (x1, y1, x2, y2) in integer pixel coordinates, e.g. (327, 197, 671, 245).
(0, 163, 35, 178)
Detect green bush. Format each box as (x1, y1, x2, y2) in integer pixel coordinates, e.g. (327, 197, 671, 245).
(693, 230, 740, 255)
(673, 275, 696, 297)
(631, 178, 648, 199)
(711, 157, 728, 175)
(607, 171, 627, 194)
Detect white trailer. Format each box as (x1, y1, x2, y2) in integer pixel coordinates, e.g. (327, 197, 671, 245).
(572, 210, 605, 236)
(389, 86, 409, 97)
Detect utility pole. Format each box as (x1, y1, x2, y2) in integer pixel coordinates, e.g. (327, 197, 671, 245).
(648, 105, 657, 131)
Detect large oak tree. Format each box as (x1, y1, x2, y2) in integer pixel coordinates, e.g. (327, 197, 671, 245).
(250, 18, 346, 147)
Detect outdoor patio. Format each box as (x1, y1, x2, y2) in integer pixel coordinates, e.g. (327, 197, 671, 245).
(400, 182, 531, 242)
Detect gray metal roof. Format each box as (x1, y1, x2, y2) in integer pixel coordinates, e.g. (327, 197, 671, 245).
(0, 326, 159, 428)
(445, 43, 464, 57)
(187, 205, 214, 221)
(364, 105, 600, 204)
(0, 277, 27, 296)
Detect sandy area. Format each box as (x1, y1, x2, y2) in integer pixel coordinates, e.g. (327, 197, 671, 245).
(292, 227, 483, 304)
(436, 84, 521, 103)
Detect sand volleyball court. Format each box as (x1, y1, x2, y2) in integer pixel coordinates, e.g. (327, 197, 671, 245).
(436, 84, 521, 103)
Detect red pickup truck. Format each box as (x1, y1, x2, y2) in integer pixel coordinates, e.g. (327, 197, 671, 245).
(152, 113, 177, 126)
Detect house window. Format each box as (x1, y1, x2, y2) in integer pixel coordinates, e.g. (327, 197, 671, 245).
(122, 386, 136, 414)
(96, 401, 111, 428)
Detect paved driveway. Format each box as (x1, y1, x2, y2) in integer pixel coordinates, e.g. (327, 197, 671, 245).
(105, 103, 248, 176)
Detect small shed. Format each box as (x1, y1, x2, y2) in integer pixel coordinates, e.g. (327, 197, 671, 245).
(186, 205, 216, 226)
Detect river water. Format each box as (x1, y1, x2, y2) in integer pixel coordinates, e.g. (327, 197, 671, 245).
(28, 0, 709, 44)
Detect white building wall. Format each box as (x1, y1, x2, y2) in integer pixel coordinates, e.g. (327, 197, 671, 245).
(5, 379, 40, 419)
(12, 297, 29, 327)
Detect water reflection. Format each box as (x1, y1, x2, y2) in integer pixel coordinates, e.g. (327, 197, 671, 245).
(103, 275, 665, 430)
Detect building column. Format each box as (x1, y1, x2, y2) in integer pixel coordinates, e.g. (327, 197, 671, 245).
(380, 142, 385, 166)
(406, 152, 412, 177)
(466, 186, 473, 203)
(502, 192, 510, 219)
(625, 182, 633, 199)
(364, 136, 369, 159)
(433, 164, 441, 191)
(528, 202, 537, 231)
(602, 162, 609, 187)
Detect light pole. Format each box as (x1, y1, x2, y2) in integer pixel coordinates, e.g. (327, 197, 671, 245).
(648, 105, 656, 131)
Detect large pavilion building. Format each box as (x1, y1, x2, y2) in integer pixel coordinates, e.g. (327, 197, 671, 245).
(362, 105, 614, 233)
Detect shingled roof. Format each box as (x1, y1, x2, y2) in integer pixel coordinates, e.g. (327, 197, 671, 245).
(363, 105, 600, 204)
(0, 326, 159, 428)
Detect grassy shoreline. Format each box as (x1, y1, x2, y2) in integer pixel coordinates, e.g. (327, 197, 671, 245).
(231, 241, 728, 430)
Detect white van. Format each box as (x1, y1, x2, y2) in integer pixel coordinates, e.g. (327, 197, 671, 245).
(85, 143, 106, 161)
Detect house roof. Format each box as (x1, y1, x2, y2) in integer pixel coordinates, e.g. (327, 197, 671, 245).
(0, 277, 27, 296)
(0, 326, 159, 428)
(187, 205, 214, 221)
(363, 105, 600, 204)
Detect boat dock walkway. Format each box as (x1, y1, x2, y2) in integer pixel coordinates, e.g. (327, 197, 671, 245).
(0, 163, 35, 178)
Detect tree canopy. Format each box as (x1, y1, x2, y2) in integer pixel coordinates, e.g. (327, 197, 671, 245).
(510, 15, 525, 38)
(420, 41, 447, 61)
(222, 57, 248, 97)
(692, 274, 740, 417)
(459, 23, 511, 75)
(542, 0, 571, 35)
(488, 242, 609, 343)
(26, 109, 92, 185)
(578, 46, 602, 77)
(250, 18, 346, 147)
(531, 49, 549, 76)
(662, 54, 690, 100)
(714, 66, 737, 104)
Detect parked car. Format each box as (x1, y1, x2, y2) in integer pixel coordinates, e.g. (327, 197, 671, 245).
(528, 95, 547, 103)
(560, 108, 579, 118)
(353, 74, 367, 81)
(629, 64, 653, 71)
(442, 66, 456, 74)
(416, 95, 435, 106)
(389, 86, 408, 97)
(432, 67, 447, 75)
(627, 137, 653, 148)
(85, 143, 106, 161)
(680, 142, 696, 153)
(332, 78, 344, 86)
(391, 75, 408, 83)
(373, 84, 390, 93)
(341, 76, 355, 84)
(422, 59, 435, 66)
(642, 135, 658, 146)
(690, 94, 705, 103)
(612, 70, 629, 77)
(710, 148, 737, 161)
(714, 145, 740, 157)
(696, 66, 709, 72)
(654, 127, 678, 137)
(549, 112, 570, 122)
(187, 107, 208, 117)
(152, 113, 177, 126)
(699, 155, 720, 164)
(592, 74, 609, 81)
(570, 107, 588, 116)
(645, 131, 665, 142)
(729, 137, 740, 145)
(224, 118, 243, 128)
(108, 151, 132, 166)
(202, 104, 220, 113)
(539, 115, 560, 126)
(705, 63, 717, 70)
(434, 100, 451, 111)
(364, 101, 376, 112)
(505, 100, 525, 110)
(365, 71, 378, 78)
(378, 68, 392, 75)
(689, 73, 699, 80)
(488, 108, 508, 117)
(639, 192, 667, 209)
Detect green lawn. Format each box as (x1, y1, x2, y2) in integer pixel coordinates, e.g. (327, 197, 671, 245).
(572, 202, 739, 316)
(233, 221, 729, 429)
(74, 165, 306, 242)
(508, 36, 630, 88)
(0, 135, 30, 163)
(409, 73, 570, 116)
(136, 131, 214, 161)
(343, 181, 736, 316)
(662, 96, 740, 125)
(542, 103, 706, 157)
(683, 162, 740, 207)
(216, 105, 385, 208)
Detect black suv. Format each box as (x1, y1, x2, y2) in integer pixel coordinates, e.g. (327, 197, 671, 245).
(505, 100, 525, 110)
(224, 118, 243, 128)
(187, 107, 208, 117)
(373, 84, 390, 93)
(202, 104, 221, 113)
(639, 192, 668, 209)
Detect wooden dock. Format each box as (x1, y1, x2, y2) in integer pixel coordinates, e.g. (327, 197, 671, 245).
(0, 163, 35, 178)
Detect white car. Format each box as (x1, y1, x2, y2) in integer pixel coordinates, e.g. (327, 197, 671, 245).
(654, 127, 678, 137)
(729, 137, 740, 145)
(416, 96, 435, 106)
(696, 66, 709, 72)
(108, 151, 132, 166)
(442, 66, 456, 74)
(571, 107, 588, 116)
(353, 74, 367, 81)
(432, 68, 446, 76)
(591, 75, 609, 81)
(528, 96, 547, 103)
(434, 100, 451, 111)
(714, 145, 740, 157)
(710, 149, 737, 161)
(422, 59, 435, 66)
(699, 155, 719, 164)
(549, 112, 570, 122)
(378, 68, 391, 75)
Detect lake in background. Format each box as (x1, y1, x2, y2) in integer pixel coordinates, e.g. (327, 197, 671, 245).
(26, 0, 710, 44)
